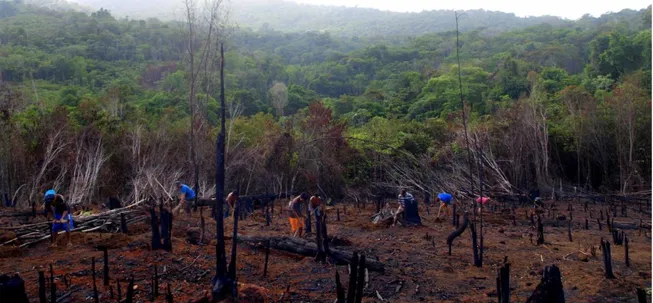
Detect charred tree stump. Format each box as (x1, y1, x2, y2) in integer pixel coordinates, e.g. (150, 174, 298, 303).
(265, 208, 271, 226)
(625, 236, 630, 267)
(470, 222, 481, 267)
(525, 265, 565, 303)
(160, 209, 173, 252)
(600, 210, 603, 220)
(612, 231, 624, 245)
(315, 212, 325, 262)
(337, 209, 340, 222)
(166, 283, 173, 303)
(568, 221, 572, 242)
(227, 204, 240, 284)
(597, 218, 602, 231)
(117, 279, 122, 302)
(622, 205, 627, 217)
(447, 212, 469, 255)
(497, 258, 510, 303)
(536, 215, 545, 245)
(154, 266, 159, 298)
(637, 288, 646, 303)
(584, 201, 588, 212)
(321, 214, 330, 257)
(612, 206, 617, 218)
(585, 219, 588, 230)
(102, 247, 109, 286)
(346, 252, 359, 303)
(511, 214, 516, 226)
(38, 271, 46, 303)
(49, 265, 55, 303)
(452, 204, 457, 226)
(120, 213, 128, 233)
(150, 208, 161, 250)
(569, 211, 573, 222)
(601, 241, 615, 279)
(567, 203, 572, 211)
(355, 255, 366, 303)
(0, 274, 29, 303)
(110, 286, 113, 299)
(263, 240, 270, 277)
(126, 276, 135, 303)
(607, 212, 611, 232)
(92, 257, 99, 303)
(335, 270, 345, 303)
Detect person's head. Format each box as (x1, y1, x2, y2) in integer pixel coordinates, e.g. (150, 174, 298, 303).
(314, 193, 320, 198)
(175, 181, 182, 189)
(400, 189, 407, 196)
(300, 192, 309, 200)
(232, 190, 239, 197)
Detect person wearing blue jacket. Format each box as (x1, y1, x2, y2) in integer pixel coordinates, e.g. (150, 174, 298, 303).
(436, 192, 454, 219)
(44, 190, 73, 247)
(175, 181, 196, 213)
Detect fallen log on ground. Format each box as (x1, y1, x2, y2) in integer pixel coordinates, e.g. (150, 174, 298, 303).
(238, 234, 384, 272)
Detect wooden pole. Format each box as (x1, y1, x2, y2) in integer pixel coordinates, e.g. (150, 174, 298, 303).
(346, 252, 358, 303)
(92, 257, 99, 303)
(355, 255, 366, 303)
(102, 247, 109, 286)
(263, 239, 270, 277)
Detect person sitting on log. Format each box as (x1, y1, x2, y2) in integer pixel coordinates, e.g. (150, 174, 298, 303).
(47, 192, 73, 247)
(309, 193, 323, 219)
(393, 189, 413, 227)
(475, 196, 491, 214)
(435, 192, 454, 219)
(225, 190, 239, 218)
(175, 181, 196, 215)
(287, 192, 308, 237)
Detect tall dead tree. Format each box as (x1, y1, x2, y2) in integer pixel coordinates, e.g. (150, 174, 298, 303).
(212, 43, 233, 301)
(455, 10, 481, 267)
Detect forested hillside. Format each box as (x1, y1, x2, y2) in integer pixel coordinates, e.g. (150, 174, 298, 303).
(0, 1, 650, 205)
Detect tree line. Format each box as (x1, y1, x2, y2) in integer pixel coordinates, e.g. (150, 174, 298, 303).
(0, 2, 649, 206)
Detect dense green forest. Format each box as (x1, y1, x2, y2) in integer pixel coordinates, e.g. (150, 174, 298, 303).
(0, 1, 650, 205)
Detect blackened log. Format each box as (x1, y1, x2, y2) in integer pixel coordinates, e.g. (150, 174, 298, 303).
(120, 213, 128, 233)
(150, 208, 161, 250)
(447, 212, 469, 255)
(102, 247, 109, 286)
(568, 221, 572, 242)
(525, 265, 565, 303)
(537, 216, 545, 245)
(0, 274, 29, 303)
(597, 218, 602, 231)
(625, 236, 630, 267)
(92, 257, 98, 303)
(355, 255, 365, 303)
(498, 259, 510, 303)
(50, 265, 55, 303)
(335, 270, 345, 303)
(126, 275, 134, 303)
(346, 252, 358, 303)
(601, 241, 615, 279)
(637, 288, 646, 303)
(38, 271, 46, 303)
(263, 240, 270, 277)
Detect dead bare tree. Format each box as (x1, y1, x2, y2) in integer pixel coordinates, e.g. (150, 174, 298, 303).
(68, 137, 107, 206)
(28, 129, 69, 205)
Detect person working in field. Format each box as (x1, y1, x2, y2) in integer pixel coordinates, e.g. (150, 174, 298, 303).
(476, 196, 490, 214)
(309, 193, 323, 219)
(393, 189, 413, 227)
(175, 181, 196, 215)
(287, 192, 308, 238)
(225, 190, 239, 218)
(44, 190, 73, 247)
(435, 192, 454, 219)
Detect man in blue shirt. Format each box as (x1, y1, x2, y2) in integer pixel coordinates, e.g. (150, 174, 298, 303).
(175, 181, 196, 214)
(436, 192, 454, 219)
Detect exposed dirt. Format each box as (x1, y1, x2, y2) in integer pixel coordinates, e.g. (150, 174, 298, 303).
(0, 199, 650, 302)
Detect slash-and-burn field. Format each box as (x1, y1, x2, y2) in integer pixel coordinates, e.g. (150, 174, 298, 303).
(0, 199, 651, 302)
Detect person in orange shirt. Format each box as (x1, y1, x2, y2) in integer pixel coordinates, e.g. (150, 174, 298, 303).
(287, 192, 308, 238)
(309, 193, 323, 218)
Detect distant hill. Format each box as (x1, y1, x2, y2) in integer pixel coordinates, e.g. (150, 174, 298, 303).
(64, 0, 575, 37)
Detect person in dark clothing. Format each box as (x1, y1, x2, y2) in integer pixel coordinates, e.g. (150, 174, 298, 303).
(45, 190, 73, 247)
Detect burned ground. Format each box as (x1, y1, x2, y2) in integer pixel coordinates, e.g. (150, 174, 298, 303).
(0, 199, 650, 302)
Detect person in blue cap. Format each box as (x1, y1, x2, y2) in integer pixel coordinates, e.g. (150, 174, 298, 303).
(435, 192, 454, 219)
(44, 190, 73, 247)
(175, 181, 196, 213)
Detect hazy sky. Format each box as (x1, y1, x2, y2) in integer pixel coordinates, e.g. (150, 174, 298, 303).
(292, 0, 651, 19)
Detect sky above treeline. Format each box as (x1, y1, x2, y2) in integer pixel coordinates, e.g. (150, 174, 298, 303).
(292, 0, 651, 19)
